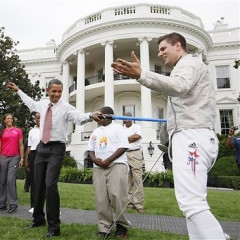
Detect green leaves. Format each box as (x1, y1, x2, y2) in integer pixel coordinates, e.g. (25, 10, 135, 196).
(0, 26, 44, 136)
(59, 167, 93, 183)
(142, 170, 174, 187)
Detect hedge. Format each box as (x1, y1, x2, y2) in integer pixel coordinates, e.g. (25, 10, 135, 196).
(209, 176, 240, 190)
(17, 153, 240, 189)
(142, 170, 174, 188)
(209, 156, 239, 176)
(59, 167, 93, 184)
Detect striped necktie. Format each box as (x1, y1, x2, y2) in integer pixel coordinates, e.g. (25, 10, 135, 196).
(42, 103, 53, 144)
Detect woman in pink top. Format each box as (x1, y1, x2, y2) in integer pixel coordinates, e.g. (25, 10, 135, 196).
(0, 113, 24, 213)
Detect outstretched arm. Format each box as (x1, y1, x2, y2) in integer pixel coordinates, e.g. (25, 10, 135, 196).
(6, 82, 40, 112)
(111, 51, 142, 79)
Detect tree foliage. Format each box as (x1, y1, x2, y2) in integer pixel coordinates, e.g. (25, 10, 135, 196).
(0, 27, 44, 137)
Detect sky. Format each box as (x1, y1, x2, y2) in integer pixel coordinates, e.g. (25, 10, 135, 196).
(0, 0, 239, 50)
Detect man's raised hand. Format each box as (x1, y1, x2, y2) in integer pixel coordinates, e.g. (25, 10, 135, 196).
(111, 51, 142, 80)
(6, 82, 19, 92)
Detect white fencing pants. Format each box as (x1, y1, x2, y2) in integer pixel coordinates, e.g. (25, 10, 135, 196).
(172, 129, 225, 240)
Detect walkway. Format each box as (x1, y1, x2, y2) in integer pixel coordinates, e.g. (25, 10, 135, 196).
(0, 205, 239, 239)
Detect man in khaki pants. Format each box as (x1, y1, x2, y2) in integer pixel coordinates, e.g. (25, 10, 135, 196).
(124, 112, 144, 213)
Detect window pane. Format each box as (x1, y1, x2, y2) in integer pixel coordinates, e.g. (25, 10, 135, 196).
(219, 110, 233, 134)
(217, 78, 230, 88)
(216, 66, 230, 89)
(123, 105, 135, 117)
(216, 66, 229, 78)
(98, 69, 104, 82)
(155, 65, 161, 74)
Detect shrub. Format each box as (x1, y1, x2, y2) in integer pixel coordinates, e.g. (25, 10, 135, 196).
(62, 155, 77, 168)
(209, 156, 239, 176)
(212, 176, 240, 190)
(59, 167, 93, 184)
(161, 170, 174, 184)
(217, 137, 234, 159)
(217, 133, 240, 159)
(143, 170, 174, 187)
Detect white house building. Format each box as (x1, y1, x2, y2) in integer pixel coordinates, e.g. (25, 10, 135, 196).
(17, 3, 240, 170)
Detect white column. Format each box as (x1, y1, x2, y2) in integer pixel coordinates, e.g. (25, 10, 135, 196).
(102, 41, 114, 108)
(193, 48, 204, 60)
(138, 37, 163, 172)
(62, 60, 70, 102)
(75, 49, 85, 132)
(139, 37, 153, 141)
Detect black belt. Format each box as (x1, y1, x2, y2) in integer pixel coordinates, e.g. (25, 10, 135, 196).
(127, 148, 140, 152)
(40, 141, 64, 145)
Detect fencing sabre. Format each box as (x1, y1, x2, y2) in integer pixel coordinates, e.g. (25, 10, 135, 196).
(99, 114, 167, 123)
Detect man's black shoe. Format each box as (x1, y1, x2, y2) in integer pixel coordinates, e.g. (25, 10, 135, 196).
(115, 224, 128, 239)
(45, 231, 60, 238)
(8, 206, 17, 213)
(0, 206, 7, 210)
(25, 222, 46, 229)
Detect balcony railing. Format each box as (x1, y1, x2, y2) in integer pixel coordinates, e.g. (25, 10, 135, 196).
(68, 71, 170, 94)
(62, 4, 203, 42)
(69, 74, 130, 93)
(68, 71, 171, 94)
(69, 82, 77, 93)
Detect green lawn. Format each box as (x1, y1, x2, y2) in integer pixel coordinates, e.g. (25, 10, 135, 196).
(0, 180, 238, 240)
(0, 217, 189, 240)
(17, 180, 240, 221)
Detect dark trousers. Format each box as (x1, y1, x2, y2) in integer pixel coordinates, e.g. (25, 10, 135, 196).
(28, 150, 37, 208)
(33, 141, 65, 233)
(24, 169, 30, 192)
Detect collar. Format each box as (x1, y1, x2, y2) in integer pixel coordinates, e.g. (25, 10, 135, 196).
(174, 55, 182, 66)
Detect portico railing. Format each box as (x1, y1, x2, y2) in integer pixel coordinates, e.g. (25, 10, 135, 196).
(69, 74, 130, 93)
(68, 71, 171, 94)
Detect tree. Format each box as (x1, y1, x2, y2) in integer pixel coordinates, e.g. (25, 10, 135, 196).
(0, 27, 44, 136)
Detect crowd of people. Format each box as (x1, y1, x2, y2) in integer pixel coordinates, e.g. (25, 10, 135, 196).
(0, 32, 235, 239)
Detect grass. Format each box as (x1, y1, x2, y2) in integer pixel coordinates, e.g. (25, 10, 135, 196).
(0, 217, 190, 240)
(17, 180, 240, 221)
(0, 180, 238, 239)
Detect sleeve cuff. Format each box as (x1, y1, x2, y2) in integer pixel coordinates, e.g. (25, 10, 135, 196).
(138, 69, 146, 82)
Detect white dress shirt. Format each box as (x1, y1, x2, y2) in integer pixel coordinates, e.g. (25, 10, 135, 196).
(124, 123, 142, 150)
(17, 90, 92, 143)
(28, 126, 40, 150)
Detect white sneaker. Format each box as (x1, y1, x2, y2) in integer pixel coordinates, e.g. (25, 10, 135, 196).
(28, 208, 34, 214)
(224, 233, 231, 240)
